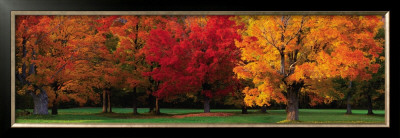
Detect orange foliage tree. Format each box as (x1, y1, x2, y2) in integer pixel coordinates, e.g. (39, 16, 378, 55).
(95, 15, 169, 114)
(16, 15, 50, 115)
(234, 15, 383, 121)
(16, 15, 104, 115)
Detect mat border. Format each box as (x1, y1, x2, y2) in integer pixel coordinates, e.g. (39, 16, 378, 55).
(10, 11, 390, 128)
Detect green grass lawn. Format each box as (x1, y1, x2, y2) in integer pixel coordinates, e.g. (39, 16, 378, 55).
(15, 108, 385, 124)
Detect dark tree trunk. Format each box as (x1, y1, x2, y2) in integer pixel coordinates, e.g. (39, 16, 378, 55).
(51, 101, 58, 115)
(346, 81, 352, 115)
(30, 88, 49, 115)
(367, 94, 374, 115)
(203, 96, 210, 113)
(132, 87, 138, 114)
(261, 104, 267, 113)
(102, 89, 107, 113)
(107, 89, 112, 113)
(202, 83, 211, 113)
(148, 93, 155, 113)
(19, 38, 27, 84)
(286, 83, 301, 121)
(155, 98, 160, 115)
(280, 53, 285, 75)
(25, 42, 48, 115)
(286, 91, 299, 121)
(346, 94, 352, 114)
(154, 80, 160, 115)
(241, 105, 248, 114)
(21, 63, 26, 82)
(51, 82, 59, 115)
(346, 95, 352, 114)
(28, 48, 36, 75)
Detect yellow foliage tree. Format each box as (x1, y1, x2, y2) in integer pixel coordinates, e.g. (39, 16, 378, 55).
(234, 15, 384, 121)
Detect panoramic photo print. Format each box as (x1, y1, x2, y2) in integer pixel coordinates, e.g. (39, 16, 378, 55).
(12, 13, 388, 126)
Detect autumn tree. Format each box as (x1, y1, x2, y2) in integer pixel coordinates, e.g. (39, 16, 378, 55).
(361, 27, 385, 115)
(15, 15, 104, 115)
(95, 15, 169, 114)
(144, 16, 242, 113)
(16, 15, 50, 115)
(234, 15, 383, 121)
(93, 15, 122, 113)
(313, 16, 384, 114)
(108, 15, 158, 114)
(137, 15, 170, 114)
(47, 16, 104, 115)
(344, 27, 385, 115)
(224, 78, 254, 114)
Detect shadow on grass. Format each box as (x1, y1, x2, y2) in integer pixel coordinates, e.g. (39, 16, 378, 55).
(366, 113, 385, 117)
(342, 113, 385, 117)
(93, 112, 173, 119)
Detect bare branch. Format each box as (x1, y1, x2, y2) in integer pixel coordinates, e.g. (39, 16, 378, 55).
(262, 31, 278, 50)
(287, 61, 298, 76)
(285, 16, 305, 46)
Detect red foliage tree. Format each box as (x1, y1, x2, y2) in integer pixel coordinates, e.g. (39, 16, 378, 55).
(144, 16, 243, 113)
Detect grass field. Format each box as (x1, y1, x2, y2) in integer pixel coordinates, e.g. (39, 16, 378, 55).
(15, 108, 385, 124)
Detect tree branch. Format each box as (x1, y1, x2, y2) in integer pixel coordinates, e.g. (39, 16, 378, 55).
(35, 17, 69, 45)
(50, 46, 81, 80)
(285, 16, 305, 46)
(287, 61, 298, 76)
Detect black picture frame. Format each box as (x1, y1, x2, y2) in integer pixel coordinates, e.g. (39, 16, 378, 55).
(0, 0, 398, 137)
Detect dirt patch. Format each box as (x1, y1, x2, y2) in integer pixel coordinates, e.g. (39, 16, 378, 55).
(172, 112, 234, 118)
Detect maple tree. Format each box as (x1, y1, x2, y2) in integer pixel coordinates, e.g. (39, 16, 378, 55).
(234, 15, 384, 121)
(15, 15, 104, 115)
(361, 27, 385, 115)
(95, 15, 170, 114)
(144, 16, 242, 113)
(224, 78, 254, 114)
(93, 15, 125, 113)
(334, 27, 385, 115)
(136, 16, 170, 114)
(16, 15, 50, 115)
(109, 15, 163, 114)
(309, 16, 384, 114)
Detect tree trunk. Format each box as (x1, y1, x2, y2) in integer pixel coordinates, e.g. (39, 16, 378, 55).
(107, 89, 112, 113)
(261, 104, 267, 113)
(203, 96, 210, 113)
(367, 94, 374, 115)
(19, 36, 49, 115)
(280, 53, 285, 75)
(346, 81, 352, 114)
(148, 93, 155, 113)
(102, 89, 107, 113)
(132, 87, 138, 114)
(30, 88, 49, 115)
(29, 48, 50, 115)
(155, 97, 160, 115)
(202, 83, 211, 113)
(51, 83, 59, 115)
(241, 105, 248, 114)
(51, 100, 58, 115)
(346, 95, 352, 114)
(28, 48, 36, 75)
(286, 85, 300, 121)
